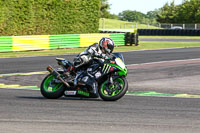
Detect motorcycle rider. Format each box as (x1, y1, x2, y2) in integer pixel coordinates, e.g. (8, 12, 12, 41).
(73, 37, 115, 96)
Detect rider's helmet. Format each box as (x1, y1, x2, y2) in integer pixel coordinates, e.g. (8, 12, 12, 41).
(99, 37, 115, 54)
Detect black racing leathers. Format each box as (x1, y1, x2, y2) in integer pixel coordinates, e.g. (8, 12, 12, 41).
(73, 43, 104, 69)
(73, 43, 105, 96)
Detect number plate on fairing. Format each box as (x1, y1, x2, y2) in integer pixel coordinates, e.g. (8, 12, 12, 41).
(64, 91, 77, 95)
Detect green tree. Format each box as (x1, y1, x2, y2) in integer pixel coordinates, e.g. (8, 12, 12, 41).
(146, 10, 159, 24)
(118, 10, 147, 23)
(177, 0, 200, 23)
(101, 0, 110, 18)
(100, 0, 118, 19)
(157, 0, 200, 23)
(157, 1, 177, 23)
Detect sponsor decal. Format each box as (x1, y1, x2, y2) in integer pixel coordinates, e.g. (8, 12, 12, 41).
(78, 90, 89, 97)
(64, 91, 77, 95)
(102, 64, 111, 74)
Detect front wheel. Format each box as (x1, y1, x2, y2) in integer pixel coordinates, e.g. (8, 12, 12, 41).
(40, 74, 65, 99)
(99, 77, 128, 101)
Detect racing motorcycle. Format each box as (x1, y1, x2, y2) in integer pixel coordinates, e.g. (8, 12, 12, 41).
(40, 53, 128, 101)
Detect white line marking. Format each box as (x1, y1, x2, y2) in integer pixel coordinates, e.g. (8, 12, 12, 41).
(125, 94, 200, 99)
(126, 58, 200, 66)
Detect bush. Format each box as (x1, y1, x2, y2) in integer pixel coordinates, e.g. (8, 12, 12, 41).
(0, 0, 100, 36)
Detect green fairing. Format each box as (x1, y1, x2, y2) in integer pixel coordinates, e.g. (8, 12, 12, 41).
(105, 63, 127, 76)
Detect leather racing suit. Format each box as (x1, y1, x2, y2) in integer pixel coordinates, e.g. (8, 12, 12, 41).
(73, 43, 105, 97)
(73, 43, 105, 69)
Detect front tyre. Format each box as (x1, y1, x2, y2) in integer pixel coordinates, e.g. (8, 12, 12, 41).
(99, 77, 128, 101)
(40, 74, 65, 99)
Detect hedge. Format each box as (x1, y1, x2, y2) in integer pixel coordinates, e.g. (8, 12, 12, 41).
(0, 0, 100, 36)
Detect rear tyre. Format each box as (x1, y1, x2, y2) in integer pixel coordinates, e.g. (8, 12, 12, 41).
(40, 74, 65, 99)
(99, 77, 128, 101)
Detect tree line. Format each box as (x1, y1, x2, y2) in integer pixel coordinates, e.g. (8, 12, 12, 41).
(157, 0, 200, 23)
(100, 0, 158, 24)
(102, 0, 200, 24)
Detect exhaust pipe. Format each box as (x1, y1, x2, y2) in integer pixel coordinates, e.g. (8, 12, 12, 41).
(47, 65, 70, 87)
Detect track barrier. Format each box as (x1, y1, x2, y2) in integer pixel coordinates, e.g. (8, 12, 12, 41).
(138, 29, 200, 36)
(124, 33, 139, 46)
(0, 33, 130, 52)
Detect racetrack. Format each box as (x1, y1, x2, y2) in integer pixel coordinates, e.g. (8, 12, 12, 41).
(1, 89, 200, 133)
(1, 47, 200, 132)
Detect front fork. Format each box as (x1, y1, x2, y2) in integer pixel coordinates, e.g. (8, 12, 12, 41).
(106, 74, 122, 95)
(104, 75, 114, 95)
(109, 75, 114, 84)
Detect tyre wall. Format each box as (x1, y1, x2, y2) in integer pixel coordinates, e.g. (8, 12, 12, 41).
(137, 29, 200, 36)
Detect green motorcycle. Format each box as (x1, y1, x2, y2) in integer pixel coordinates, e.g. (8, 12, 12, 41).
(40, 53, 128, 101)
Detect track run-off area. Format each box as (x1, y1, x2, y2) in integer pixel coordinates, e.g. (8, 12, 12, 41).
(1, 47, 200, 132)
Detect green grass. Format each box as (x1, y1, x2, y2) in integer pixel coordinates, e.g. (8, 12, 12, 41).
(140, 36, 200, 39)
(138, 41, 200, 49)
(1, 41, 200, 58)
(99, 18, 160, 29)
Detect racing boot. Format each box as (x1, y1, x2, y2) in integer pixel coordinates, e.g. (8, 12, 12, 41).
(73, 71, 84, 86)
(90, 81, 99, 98)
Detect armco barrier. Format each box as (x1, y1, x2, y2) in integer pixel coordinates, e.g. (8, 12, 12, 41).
(138, 29, 200, 36)
(12, 35, 50, 51)
(0, 36, 12, 52)
(0, 33, 125, 52)
(50, 34, 80, 49)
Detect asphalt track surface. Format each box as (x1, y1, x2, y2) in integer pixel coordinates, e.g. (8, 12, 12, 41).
(1, 47, 200, 74)
(1, 47, 200, 132)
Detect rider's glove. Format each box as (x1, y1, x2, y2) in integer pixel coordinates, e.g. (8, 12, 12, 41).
(104, 56, 111, 60)
(94, 53, 105, 59)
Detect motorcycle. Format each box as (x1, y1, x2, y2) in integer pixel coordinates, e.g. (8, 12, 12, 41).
(40, 53, 128, 101)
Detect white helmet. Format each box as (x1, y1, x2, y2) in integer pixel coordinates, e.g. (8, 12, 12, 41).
(99, 37, 115, 54)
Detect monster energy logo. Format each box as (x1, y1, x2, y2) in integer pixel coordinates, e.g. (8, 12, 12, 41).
(78, 90, 90, 97)
(102, 64, 111, 73)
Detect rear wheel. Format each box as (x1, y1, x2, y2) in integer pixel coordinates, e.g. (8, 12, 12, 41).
(99, 77, 128, 101)
(40, 74, 65, 99)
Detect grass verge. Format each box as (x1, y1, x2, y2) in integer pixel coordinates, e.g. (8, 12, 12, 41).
(99, 18, 159, 29)
(140, 36, 200, 39)
(0, 41, 200, 58)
